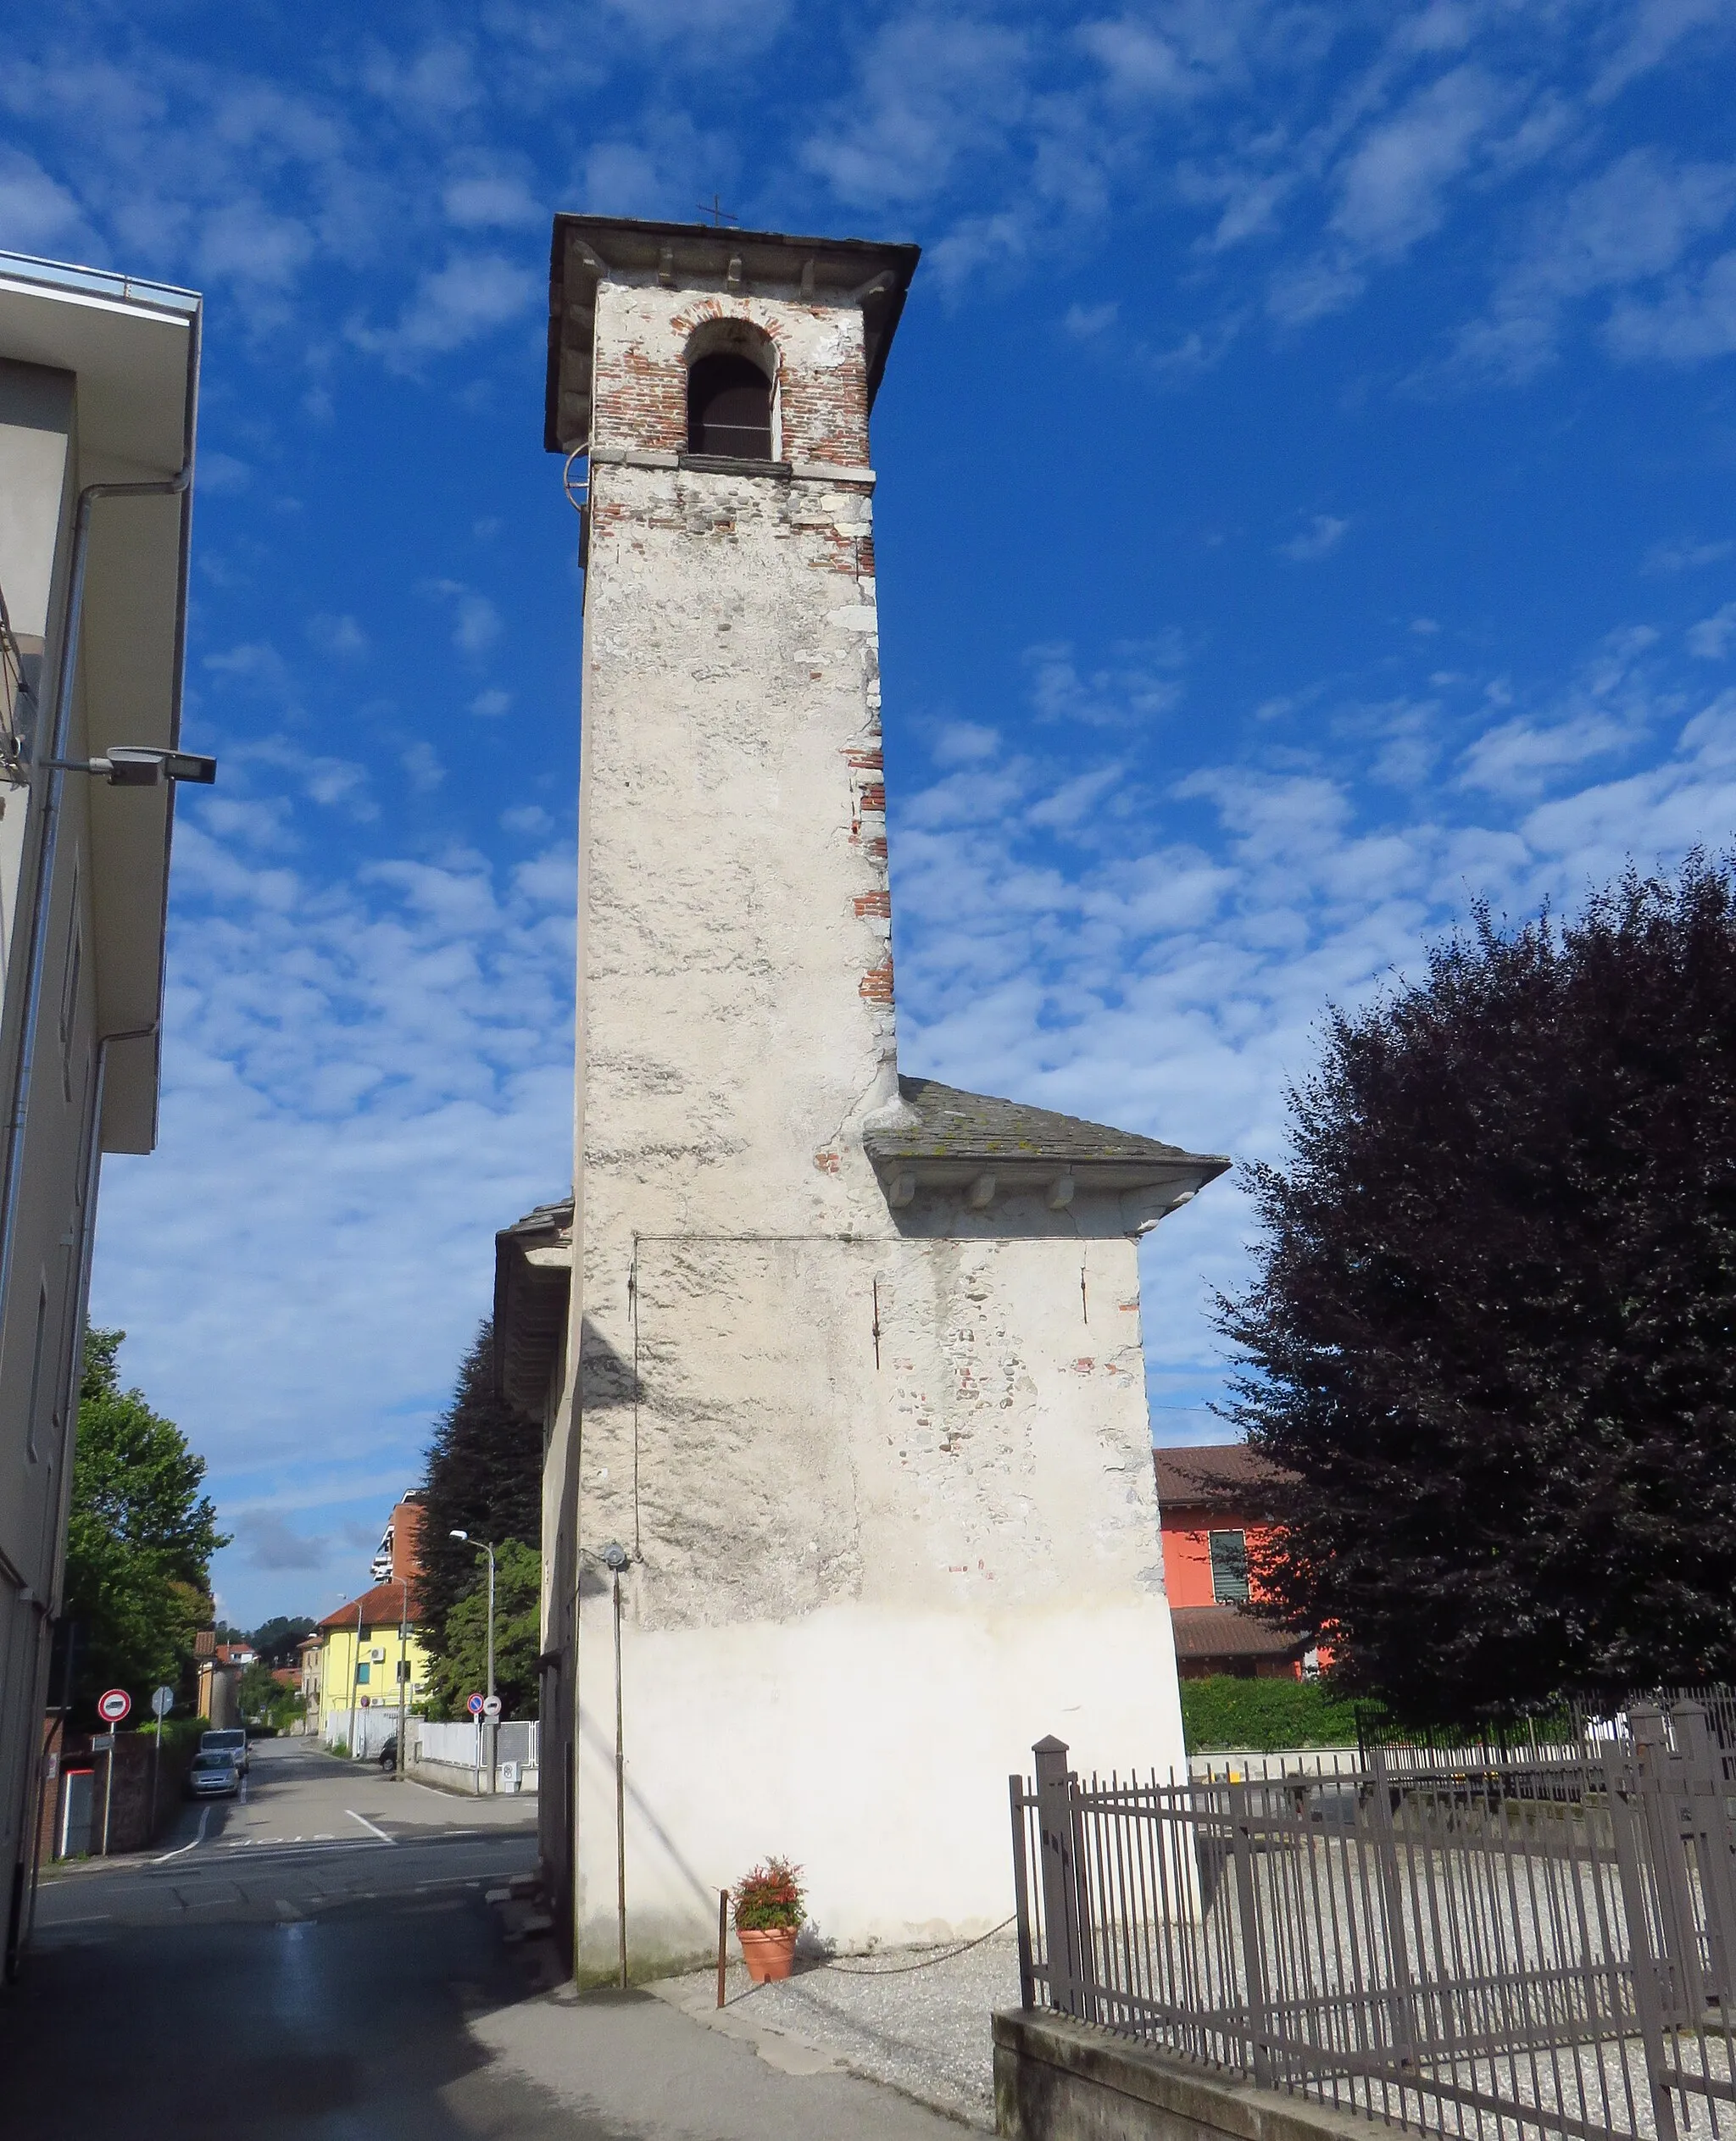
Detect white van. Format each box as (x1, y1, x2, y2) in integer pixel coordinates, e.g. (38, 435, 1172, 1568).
(200, 1727, 248, 1775)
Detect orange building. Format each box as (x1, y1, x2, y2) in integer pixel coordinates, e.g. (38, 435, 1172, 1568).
(1155, 1444, 1314, 1680)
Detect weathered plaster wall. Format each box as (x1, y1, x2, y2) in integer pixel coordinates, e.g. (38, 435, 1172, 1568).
(553, 268, 1188, 1977)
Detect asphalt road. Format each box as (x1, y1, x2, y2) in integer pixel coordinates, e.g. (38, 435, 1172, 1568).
(2, 1737, 967, 2140)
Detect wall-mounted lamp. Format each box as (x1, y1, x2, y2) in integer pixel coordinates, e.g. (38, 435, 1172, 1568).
(37, 745, 216, 787)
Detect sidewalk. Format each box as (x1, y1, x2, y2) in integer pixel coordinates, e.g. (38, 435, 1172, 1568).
(646, 1930, 1023, 2129)
(470, 1981, 976, 2138)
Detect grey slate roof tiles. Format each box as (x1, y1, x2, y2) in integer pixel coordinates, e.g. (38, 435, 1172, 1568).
(862, 1076, 1229, 1172)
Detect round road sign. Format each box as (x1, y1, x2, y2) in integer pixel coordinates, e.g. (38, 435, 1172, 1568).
(466, 1693, 484, 1718)
(481, 1694, 503, 1722)
(151, 1685, 174, 1720)
(97, 1688, 131, 1724)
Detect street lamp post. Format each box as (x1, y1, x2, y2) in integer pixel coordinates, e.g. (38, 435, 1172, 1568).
(394, 1577, 409, 1783)
(451, 1531, 497, 1793)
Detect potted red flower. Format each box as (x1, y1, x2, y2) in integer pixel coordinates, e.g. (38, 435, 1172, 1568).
(732, 1856, 804, 1983)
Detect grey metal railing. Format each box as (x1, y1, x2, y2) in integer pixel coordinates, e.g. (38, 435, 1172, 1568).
(1011, 1703, 1736, 2140)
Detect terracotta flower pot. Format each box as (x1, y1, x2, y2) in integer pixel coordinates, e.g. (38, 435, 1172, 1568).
(737, 1925, 799, 1983)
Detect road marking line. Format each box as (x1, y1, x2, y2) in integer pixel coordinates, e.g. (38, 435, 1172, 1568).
(43, 1911, 111, 1926)
(345, 1809, 396, 1844)
(153, 1808, 211, 1863)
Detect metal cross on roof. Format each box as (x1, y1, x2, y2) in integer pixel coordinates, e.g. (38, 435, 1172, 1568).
(697, 195, 739, 227)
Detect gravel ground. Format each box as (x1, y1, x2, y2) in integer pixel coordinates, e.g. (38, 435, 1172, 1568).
(660, 1930, 1022, 2129)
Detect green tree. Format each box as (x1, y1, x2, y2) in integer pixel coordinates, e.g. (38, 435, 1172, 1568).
(425, 1539, 540, 1721)
(236, 1659, 281, 1721)
(420, 1321, 541, 1638)
(62, 1330, 228, 1720)
(1218, 859, 1736, 1722)
(248, 1615, 315, 1666)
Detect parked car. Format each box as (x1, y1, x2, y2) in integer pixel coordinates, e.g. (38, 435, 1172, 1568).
(185, 1750, 242, 1799)
(377, 1735, 398, 1772)
(200, 1727, 248, 1774)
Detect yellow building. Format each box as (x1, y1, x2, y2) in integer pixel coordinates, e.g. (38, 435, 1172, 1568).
(315, 1582, 432, 1737)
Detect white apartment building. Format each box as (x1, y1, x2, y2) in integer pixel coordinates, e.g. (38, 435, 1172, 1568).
(0, 252, 205, 1974)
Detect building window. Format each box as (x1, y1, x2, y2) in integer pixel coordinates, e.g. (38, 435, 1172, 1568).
(687, 353, 773, 459)
(1209, 1530, 1249, 1604)
(354, 1661, 370, 1686)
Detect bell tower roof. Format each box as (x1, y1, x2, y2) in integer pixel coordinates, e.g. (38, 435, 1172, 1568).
(544, 214, 921, 453)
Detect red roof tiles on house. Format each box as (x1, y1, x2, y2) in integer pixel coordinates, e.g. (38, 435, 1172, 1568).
(1154, 1443, 1289, 1510)
(316, 1582, 422, 1632)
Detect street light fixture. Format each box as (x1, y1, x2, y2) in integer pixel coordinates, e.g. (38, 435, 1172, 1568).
(30, 744, 217, 785)
(451, 1530, 497, 1793)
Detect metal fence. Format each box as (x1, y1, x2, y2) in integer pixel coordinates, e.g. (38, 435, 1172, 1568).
(1010, 1703, 1736, 2141)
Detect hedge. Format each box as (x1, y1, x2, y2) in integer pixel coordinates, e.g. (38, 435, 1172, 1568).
(1179, 1674, 1361, 1752)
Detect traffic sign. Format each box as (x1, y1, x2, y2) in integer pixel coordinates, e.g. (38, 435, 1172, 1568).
(151, 1685, 174, 1720)
(97, 1688, 131, 1724)
(481, 1694, 502, 1722)
(466, 1693, 484, 1718)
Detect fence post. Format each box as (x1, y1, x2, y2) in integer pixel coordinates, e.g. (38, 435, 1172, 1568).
(1606, 1738, 1683, 2141)
(1671, 1700, 1736, 2006)
(1010, 1773, 1036, 2010)
(1227, 1779, 1276, 2089)
(1366, 1748, 1421, 2073)
(1034, 1736, 1095, 2022)
(1631, 1704, 1700, 2022)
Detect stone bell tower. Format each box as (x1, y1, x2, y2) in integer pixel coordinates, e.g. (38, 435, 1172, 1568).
(531, 214, 1227, 1979)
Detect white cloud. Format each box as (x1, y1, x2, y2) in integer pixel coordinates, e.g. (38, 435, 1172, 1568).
(1591, 0, 1736, 103)
(1606, 245, 1736, 363)
(442, 170, 543, 229)
(1689, 601, 1736, 659)
(889, 627, 1736, 1418)
(1024, 638, 1186, 727)
(402, 740, 446, 792)
(94, 816, 577, 1610)
(1644, 537, 1734, 575)
(232, 1508, 329, 1571)
(425, 580, 504, 657)
(801, 15, 1028, 208)
(307, 613, 369, 659)
(1279, 514, 1349, 562)
(1331, 65, 1505, 260)
(1452, 149, 1736, 380)
(1064, 300, 1121, 339)
(932, 721, 1000, 768)
(0, 147, 88, 253)
(353, 252, 540, 367)
(198, 451, 253, 496)
(470, 687, 512, 718)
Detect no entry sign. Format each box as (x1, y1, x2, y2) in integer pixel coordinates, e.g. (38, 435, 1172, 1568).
(97, 1688, 131, 1724)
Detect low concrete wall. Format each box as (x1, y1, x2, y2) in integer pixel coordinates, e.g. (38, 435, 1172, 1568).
(993, 2010, 1379, 2141)
(405, 1756, 537, 1799)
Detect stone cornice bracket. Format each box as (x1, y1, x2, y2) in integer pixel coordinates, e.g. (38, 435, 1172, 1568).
(1047, 1174, 1075, 1211)
(966, 1173, 998, 1210)
(888, 1170, 916, 1208)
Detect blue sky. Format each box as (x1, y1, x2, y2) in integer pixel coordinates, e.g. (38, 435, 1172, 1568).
(6, 0, 1736, 1627)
